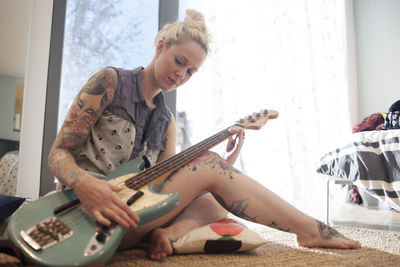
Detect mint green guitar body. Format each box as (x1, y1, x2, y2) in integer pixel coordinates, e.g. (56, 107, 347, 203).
(8, 158, 179, 266)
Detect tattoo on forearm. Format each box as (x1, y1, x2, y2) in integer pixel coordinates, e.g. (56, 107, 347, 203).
(212, 193, 258, 222)
(186, 151, 240, 179)
(267, 221, 290, 232)
(48, 149, 85, 188)
(316, 220, 347, 240)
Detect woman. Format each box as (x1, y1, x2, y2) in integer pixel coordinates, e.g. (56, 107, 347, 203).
(48, 9, 360, 262)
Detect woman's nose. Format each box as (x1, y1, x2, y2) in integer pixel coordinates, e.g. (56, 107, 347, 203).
(175, 69, 185, 80)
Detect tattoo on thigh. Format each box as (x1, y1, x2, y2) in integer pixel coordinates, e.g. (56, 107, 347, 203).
(212, 193, 258, 222)
(164, 167, 183, 182)
(316, 220, 347, 240)
(186, 152, 240, 179)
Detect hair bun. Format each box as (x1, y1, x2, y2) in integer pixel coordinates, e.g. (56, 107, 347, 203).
(184, 9, 207, 33)
(154, 9, 210, 54)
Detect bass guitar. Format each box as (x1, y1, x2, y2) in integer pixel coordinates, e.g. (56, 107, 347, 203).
(8, 109, 278, 266)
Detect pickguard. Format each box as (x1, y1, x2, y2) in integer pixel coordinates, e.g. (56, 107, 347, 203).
(109, 173, 171, 213)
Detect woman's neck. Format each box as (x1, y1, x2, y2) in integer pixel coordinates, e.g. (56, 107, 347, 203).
(141, 66, 161, 109)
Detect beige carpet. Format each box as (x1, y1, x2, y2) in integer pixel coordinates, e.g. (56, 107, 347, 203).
(106, 226, 400, 267)
(1, 226, 400, 266)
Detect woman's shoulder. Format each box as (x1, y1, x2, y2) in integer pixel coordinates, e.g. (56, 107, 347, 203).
(101, 67, 119, 85)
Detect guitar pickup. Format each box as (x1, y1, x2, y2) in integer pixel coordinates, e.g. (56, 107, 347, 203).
(126, 191, 144, 206)
(21, 217, 73, 251)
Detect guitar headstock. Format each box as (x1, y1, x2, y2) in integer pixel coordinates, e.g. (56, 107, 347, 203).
(235, 109, 279, 130)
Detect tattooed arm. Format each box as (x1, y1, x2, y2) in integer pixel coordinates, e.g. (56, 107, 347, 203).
(48, 68, 139, 228)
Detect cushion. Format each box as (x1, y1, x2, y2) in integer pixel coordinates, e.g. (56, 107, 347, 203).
(172, 218, 267, 254)
(317, 129, 400, 211)
(0, 152, 19, 196)
(0, 195, 25, 222)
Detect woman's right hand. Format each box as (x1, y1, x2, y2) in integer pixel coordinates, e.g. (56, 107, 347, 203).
(73, 174, 140, 229)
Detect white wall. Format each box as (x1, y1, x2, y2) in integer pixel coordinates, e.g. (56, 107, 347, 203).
(0, 75, 20, 141)
(17, 0, 53, 199)
(354, 0, 400, 120)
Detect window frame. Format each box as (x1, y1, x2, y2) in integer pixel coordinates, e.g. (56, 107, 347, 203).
(39, 0, 178, 196)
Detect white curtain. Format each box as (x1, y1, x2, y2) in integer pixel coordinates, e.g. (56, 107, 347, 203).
(177, 0, 354, 219)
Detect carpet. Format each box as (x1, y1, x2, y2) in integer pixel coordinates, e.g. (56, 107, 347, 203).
(1, 226, 399, 266)
(106, 226, 400, 267)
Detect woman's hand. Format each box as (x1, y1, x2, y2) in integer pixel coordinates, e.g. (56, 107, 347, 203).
(225, 126, 245, 165)
(73, 174, 140, 229)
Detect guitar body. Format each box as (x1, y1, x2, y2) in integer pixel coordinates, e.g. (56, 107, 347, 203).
(8, 157, 179, 266)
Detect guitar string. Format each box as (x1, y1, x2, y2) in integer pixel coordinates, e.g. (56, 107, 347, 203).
(124, 131, 230, 189)
(124, 126, 234, 189)
(123, 129, 229, 188)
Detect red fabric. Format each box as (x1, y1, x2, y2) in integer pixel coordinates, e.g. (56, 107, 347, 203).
(346, 185, 363, 205)
(352, 113, 384, 133)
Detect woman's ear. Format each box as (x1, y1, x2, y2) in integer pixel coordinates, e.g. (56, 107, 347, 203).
(156, 39, 166, 55)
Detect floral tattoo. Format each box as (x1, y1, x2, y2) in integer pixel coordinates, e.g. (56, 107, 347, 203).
(212, 193, 258, 222)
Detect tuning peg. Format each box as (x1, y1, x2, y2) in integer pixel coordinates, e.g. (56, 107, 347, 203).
(239, 118, 245, 123)
(255, 112, 261, 117)
(262, 109, 268, 115)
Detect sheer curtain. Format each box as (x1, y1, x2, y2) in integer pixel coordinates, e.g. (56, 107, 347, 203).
(177, 0, 354, 218)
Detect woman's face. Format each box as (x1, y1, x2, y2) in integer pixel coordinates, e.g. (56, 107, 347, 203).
(154, 39, 206, 91)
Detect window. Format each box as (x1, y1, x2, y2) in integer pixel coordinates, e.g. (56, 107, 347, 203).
(58, 0, 159, 128)
(177, 0, 352, 218)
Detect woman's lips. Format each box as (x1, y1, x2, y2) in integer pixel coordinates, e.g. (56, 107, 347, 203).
(168, 77, 177, 86)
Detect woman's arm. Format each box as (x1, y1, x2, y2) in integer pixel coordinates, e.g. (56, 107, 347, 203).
(156, 112, 177, 163)
(48, 68, 139, 228)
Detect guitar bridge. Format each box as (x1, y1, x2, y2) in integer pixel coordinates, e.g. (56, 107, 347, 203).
(20, 217, 73, 251)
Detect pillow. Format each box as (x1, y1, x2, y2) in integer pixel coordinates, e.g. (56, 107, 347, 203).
(172, 218, 267, 254)
(317, 129, 400, 211)
(0, 195, 25, 222)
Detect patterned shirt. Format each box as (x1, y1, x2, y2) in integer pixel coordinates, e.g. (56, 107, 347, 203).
(74, 67, 172, 178)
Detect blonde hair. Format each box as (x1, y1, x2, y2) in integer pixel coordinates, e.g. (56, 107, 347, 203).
(154, 9, 210, 55)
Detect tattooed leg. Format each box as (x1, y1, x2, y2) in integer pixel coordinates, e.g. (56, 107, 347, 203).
(122, 151, 360, 251)
(185, 152, 360, 249)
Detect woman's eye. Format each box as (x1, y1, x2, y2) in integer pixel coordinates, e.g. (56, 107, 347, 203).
(175, 58, 182, 65)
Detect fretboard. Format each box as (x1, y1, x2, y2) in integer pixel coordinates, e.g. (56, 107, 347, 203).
(125, 125, 237, 190)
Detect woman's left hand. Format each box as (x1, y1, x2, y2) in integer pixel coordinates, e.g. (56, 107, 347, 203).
(225, 126, 245, 165)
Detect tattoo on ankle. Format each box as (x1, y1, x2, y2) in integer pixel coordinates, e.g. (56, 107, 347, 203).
(267, 221, 290, 232)
(316, 220, 347, 240)
(212, 193, 258, 222)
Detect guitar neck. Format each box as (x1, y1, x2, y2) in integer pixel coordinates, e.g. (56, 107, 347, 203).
(125, 124, 238, 190)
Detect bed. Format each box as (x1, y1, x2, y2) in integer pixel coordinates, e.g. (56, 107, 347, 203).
(317, 129, 400, 213)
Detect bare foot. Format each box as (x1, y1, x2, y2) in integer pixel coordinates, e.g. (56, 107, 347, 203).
(147, 228, 176, 261)
(297, 220, 361, 249)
